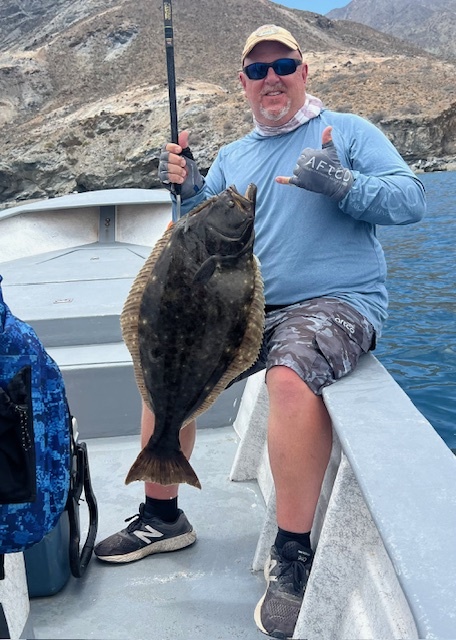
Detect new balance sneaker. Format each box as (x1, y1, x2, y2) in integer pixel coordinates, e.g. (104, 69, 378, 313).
(254, 541, 313, 639)
(94, 503, 196, 563)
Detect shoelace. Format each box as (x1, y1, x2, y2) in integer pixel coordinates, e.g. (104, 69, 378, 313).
(291, 558, 308, 592)
(278, 556, 309, 594)
(124, 506, 145, 531)
(124, 514, 140, 531)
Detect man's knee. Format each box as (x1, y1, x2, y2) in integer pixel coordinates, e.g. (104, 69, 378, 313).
(266, 365, 314, 402)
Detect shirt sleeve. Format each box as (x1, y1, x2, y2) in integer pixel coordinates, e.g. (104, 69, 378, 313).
(334, 116, 426, 226)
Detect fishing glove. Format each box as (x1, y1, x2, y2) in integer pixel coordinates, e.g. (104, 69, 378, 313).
(289, 137, 354, 201)
(159, 146, 204, 200)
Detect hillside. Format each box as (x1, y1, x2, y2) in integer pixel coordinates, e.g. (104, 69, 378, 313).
(327, 0, 456, 60)
(0, 0, 455, 206)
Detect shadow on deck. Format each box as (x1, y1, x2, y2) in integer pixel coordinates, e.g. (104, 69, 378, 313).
(23, 427, 267, 640)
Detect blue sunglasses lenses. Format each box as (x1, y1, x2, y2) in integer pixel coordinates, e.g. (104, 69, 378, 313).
(243, 58, 301, 80)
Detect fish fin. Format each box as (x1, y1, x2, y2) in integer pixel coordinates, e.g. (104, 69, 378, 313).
(193, 225, 253, 286)
(124, 448, 202, 489)
(192, 258, 217, 284)
(120, 223, 175, 409)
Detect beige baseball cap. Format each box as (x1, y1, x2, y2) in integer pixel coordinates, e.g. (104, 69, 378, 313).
(241, 24, 302, 65)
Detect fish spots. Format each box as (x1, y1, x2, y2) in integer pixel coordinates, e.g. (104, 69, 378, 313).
(121, 184, 263, 489)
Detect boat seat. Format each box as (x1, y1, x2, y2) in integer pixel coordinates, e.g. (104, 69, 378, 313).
(230, 352, 456, 639)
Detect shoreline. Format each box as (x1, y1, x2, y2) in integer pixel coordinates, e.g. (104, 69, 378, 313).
(1, 160, 455, 211)
(411, 157, 456, 173)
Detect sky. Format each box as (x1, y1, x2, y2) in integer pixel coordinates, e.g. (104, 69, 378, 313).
(271, 0, 350, 14)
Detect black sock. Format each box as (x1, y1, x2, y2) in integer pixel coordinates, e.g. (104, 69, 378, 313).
(275, 527, 311, 552)
(144, 496, 179, 523)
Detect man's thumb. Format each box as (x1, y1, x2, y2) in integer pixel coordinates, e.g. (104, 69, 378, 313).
(322, 126, 333, 147)
(178, 130, 190, 150)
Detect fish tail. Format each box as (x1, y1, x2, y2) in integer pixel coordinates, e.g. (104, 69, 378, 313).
(125, 448, 201, 489)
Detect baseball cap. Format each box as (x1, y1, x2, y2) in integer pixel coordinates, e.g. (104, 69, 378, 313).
(241, 25, 302, 64)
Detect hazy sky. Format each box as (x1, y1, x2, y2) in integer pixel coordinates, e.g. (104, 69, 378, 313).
(271, 0, 350, 13)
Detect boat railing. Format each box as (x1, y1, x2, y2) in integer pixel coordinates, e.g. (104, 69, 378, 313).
(230, 352, 456, 639)
(0, 189, 171, 263)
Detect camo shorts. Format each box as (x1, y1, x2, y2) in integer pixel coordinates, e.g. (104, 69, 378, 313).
(231, 297, 375, 396)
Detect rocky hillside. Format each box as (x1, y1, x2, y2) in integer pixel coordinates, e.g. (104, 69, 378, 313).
(327, 0, 456, 60)
(1, 0, 455, 206)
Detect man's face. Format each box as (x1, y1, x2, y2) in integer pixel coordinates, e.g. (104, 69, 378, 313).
(239, 41, 308, 127)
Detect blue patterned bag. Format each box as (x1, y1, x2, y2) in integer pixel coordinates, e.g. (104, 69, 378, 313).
(0, 277, 97, 578)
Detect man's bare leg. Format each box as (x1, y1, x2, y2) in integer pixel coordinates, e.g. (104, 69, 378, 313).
(266, 365, 332, 533)
(140, 402, 197, 500)
(93, 402, 197, 562)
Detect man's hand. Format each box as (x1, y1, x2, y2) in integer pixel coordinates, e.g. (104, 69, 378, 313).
(276, 126, 354, 201)
(158, 130, 204, 199)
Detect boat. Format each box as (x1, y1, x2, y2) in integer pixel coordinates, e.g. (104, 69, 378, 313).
(1, 189, 455, 639)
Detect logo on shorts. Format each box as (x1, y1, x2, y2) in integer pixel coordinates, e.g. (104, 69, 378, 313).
(334, 315, 355, 334)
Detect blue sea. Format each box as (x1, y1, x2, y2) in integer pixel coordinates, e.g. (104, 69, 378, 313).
(375, 171, 456, 451)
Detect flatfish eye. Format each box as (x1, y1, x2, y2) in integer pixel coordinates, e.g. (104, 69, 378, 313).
(227, 200, 235, 208)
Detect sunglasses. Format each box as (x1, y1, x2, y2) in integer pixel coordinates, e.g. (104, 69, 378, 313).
(242, 58, 302, 80)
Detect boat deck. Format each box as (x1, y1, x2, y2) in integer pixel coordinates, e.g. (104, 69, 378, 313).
(23, 427, 267, 640)
(0, 210, 267, 639)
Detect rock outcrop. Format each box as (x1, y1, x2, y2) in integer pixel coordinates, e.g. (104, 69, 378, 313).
(1, 0, 455, 206)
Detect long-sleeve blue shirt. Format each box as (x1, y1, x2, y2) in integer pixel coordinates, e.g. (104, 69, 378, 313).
(173, 110, 426, 335)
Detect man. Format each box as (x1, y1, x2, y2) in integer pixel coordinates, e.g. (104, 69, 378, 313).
(95, 24, 426, 639)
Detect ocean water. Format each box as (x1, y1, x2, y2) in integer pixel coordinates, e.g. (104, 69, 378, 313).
(375, 171, 456, 451)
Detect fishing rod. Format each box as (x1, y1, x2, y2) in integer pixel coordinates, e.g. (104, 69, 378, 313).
(162, 0, 181, 219)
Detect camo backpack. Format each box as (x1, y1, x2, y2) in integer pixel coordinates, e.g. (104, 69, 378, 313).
(0, 276, 97, 580)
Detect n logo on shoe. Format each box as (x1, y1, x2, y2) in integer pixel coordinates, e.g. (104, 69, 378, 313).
(267, 558, 278, 582)
(133, 525, 164, 543)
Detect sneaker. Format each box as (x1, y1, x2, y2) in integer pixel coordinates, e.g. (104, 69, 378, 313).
(254, 541, 313, 639)
(94, 503, 196, 563)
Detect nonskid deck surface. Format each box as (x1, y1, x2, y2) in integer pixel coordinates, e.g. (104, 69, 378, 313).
(0, 242, 247, 438)
(25, 427, 267, 640)
(0, 243, 149, 347)
(2, 240, 267, 638)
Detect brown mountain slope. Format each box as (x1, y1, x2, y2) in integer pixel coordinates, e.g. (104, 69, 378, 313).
(327, 0, 456, 60)
(0, 0, 455, 205)
(1, 0, 429, 119)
